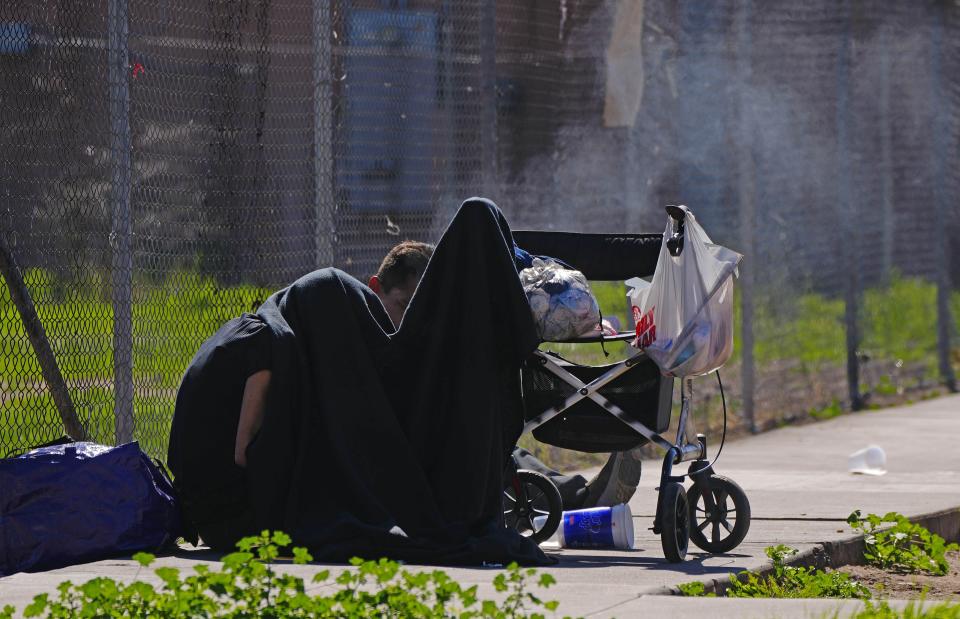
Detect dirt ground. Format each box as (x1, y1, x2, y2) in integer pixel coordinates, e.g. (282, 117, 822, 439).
(837, 551, 960, 601)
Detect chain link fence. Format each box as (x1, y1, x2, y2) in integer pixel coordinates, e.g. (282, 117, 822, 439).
(1, 0, 958, 463)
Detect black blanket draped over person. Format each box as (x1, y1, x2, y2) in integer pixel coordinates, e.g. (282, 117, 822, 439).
(168, 198, 552, 566)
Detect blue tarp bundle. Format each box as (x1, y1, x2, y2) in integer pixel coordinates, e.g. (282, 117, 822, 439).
(0, 441, 180, 576)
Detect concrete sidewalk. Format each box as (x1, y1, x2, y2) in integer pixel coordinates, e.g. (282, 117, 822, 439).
(2, 394, 959, 617)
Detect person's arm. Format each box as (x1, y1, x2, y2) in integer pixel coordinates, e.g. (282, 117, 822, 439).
(235, 369, 271, 468)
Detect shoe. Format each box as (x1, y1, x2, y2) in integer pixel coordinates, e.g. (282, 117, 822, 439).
(581, 447, 643, 508)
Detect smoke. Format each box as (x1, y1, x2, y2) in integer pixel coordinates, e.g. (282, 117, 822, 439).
(503, 0, 954, 295)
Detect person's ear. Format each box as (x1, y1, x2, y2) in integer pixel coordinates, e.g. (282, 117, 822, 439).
(368, 275, 382, 294)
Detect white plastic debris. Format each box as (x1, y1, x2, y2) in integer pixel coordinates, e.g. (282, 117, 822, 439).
(848, 445, 887, 476)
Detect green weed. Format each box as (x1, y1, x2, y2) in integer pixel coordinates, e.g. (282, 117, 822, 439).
(873, 374, 900, 396)
(843, 600, 960, 619)
(847, 511, 959, 576)
(862, 275, 940, 369)
(12, 530, 570, 619)
(676, 581, 714, 597)
(810, 398, 844, 420)
(725, 545, 870, 599)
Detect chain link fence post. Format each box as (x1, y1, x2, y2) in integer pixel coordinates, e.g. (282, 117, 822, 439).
(878, 24, 894, 281)
(931, 4, 958, 393)
(734, 0, 757, 432)
(480, 0, 498, 199)
(314, 0, 334, 268)
(108, 0, 134, 444)
(837, 0, 863, 411)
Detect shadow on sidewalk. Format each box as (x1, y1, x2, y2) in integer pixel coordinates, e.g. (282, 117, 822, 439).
(550, 551, 751, 573)
(168, 545, 751, 575)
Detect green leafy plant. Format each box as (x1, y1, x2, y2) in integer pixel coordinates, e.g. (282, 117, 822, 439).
(16, 530, 570, 618)
(810, 398, 843, 420)
(847, 510, 960, 576)
(676, 581, 715, 597)
(726, 545, 870, 599)
(842, 599, 960, 619)
(873, 374, 900, 396)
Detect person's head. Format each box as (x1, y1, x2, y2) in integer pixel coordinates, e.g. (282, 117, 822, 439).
(369, 240, 434, 328)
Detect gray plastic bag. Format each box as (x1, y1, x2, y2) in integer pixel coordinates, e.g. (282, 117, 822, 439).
(521, 257, 600, 341)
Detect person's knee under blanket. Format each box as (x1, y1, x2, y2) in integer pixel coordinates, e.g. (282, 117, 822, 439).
(168, 198, 555, 566)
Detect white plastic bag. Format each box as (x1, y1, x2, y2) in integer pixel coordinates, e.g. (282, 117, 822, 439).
(521, 257, 601, 341)
(629, 207, 742, 377)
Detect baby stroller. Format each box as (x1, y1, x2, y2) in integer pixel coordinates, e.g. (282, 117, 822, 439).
(502, 206, 750, 562)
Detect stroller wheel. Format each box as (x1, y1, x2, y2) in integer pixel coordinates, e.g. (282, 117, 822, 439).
(659, 482, 689, 562)
(688, 475, 751, 554)
(503, 470, 562, 544)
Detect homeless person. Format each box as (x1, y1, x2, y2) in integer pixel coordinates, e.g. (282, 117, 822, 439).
(168, 198, 553, 566)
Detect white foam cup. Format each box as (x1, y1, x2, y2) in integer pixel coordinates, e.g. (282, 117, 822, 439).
(848, 445, 887, 476)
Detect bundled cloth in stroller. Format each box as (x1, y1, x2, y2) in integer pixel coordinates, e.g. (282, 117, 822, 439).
(168, 198, 553, 566)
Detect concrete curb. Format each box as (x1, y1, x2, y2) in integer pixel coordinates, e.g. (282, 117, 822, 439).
(642, 506, 960, 597)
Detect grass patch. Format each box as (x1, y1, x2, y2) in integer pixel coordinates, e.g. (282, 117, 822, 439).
(862, 276, 942, 369)
(844, 600, 960, 619)
(810, 398, 844, 421)
(744, 292, 847, 368)
(2, 270, 958, 463)
(679, 545, 870, 600)
(599, 274, 958, 381)
(677, 581, 715, 597)
(724, 545, 871, 599)
(735, 275, 960, 376)
(1, 268, 271, 459)
(679, 513, 960, 605)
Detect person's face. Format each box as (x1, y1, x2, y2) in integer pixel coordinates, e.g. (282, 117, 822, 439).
(371, 275, 418, 329)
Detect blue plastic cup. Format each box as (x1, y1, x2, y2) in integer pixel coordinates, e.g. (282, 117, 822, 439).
(554, 504, 634, 549)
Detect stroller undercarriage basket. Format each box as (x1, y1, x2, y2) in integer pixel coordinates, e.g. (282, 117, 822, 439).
(521, 351, 672, 453)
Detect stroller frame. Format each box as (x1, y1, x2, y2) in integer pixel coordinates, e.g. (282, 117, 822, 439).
(522, 348, 704, 464)
(521, 343, 711, 547)
(510, 209, 750, 562)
